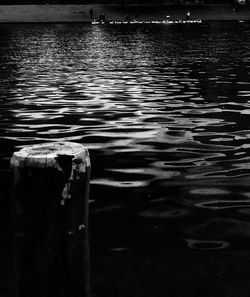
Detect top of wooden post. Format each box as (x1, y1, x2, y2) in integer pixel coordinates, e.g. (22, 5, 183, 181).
(11, 142, 90, 169)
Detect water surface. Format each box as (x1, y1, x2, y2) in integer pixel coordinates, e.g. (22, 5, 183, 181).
(1, 21, 250, 296)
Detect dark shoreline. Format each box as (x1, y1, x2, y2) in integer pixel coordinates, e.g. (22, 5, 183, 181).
(0, 4, 249, 22)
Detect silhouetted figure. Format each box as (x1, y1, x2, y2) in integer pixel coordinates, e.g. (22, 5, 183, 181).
(186, 11, 190, 20)
(125, 15, 131, 22)
(89, 8, 94, 20)
(99, 13, 106, 23)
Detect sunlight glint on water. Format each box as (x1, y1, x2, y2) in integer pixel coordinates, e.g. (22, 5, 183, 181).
(1, 22, 250, 251)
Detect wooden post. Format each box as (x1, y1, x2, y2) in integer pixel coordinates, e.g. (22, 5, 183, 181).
(10, 142, 90, 297)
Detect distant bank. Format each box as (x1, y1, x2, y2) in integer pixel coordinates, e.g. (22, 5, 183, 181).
(0, 4, 250, 23)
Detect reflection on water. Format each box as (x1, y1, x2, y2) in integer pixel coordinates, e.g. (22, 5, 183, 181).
(1, 22, 250, 257)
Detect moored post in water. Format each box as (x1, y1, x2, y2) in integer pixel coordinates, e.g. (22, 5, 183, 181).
(10, 142, 91, 297)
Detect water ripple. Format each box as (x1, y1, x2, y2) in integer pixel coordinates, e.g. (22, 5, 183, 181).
(1, 22, 250, 251)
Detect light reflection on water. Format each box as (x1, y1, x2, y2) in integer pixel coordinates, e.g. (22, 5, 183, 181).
(1, 22, 250, 252)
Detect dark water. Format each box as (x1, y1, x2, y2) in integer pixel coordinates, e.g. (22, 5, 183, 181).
(2, 21, 250, 296)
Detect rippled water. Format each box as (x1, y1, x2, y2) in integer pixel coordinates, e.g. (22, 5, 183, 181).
(1, 22, 250, 255)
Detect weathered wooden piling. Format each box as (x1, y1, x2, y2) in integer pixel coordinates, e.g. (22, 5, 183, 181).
(10, 142, 90, 297)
